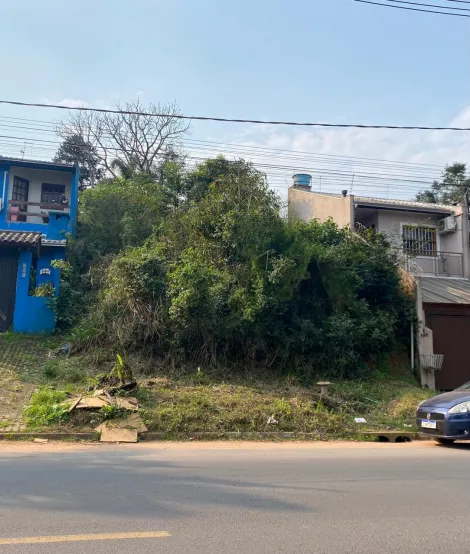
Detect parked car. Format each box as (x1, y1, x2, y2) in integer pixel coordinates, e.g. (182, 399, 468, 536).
(416, 382, 470, 444)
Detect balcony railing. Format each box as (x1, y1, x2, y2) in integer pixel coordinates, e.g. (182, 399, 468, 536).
(7, 200, 70, 223)
(403, 250, 463, 277)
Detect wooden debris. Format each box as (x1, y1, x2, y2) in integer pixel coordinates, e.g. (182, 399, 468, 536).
(33, 438, 49, 444)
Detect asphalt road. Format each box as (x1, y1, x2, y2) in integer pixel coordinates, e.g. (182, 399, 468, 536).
(0, 441, 469, 553)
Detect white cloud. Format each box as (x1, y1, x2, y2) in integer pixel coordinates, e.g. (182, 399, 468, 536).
(216, 105, 470, 200)
(41, 97, 88, 108)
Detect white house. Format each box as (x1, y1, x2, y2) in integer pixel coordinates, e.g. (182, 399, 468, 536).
(288, 174, 470, 391)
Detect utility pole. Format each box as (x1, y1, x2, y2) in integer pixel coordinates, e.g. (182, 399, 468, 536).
(462, 186, 470, 278)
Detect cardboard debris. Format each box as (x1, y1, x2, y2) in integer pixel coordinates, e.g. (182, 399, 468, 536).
(66, 394, 139, 411)
(68, 396, 82, 412)
(115, 397, 139, 410)
(92, 389, 105, 397)
(33, 438, 49, 443)
(99, 428, 138, 443)
(95, 413, 147, 434)
(75, 397, 108, 409)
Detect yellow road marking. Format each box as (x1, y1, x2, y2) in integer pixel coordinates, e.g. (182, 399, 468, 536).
(0, 531, 171, 545)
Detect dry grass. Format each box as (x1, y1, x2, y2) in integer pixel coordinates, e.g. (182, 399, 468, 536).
(387, 390, 435, 420)
(1, 334, 433, 438)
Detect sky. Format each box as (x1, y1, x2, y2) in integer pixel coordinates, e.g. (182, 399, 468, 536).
(0, 0, 469, 198)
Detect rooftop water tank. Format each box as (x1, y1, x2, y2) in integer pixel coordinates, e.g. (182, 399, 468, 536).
(292, 173, 312, 188)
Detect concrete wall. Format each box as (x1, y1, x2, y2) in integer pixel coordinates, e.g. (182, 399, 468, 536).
(377, 210, 464, 276)
(13, 250, 56, 334)
(416, 278, 436, 389)
(8, 167, 72, 225)
(12, 245, 65, 334)
(288, 188, 354, 228)
(376, 209, 463, 254)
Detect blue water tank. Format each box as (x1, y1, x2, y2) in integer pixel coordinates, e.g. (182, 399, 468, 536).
(292, 173, 312, 188)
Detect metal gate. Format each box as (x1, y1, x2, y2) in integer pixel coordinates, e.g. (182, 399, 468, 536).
(425, 305, 470, 390)
(0, 249, 19, 332)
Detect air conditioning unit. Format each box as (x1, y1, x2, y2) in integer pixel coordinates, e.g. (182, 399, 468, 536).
(437, 216, 457, 234)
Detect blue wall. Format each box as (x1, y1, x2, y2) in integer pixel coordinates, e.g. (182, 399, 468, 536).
(13, 247, 65, 334)
(0, 160, 79, 239)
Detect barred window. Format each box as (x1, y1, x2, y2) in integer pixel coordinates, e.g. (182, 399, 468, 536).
(402, 225, 437, 256)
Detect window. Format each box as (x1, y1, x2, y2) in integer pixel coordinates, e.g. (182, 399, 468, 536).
(402, 225, 437, 256)
(12, 176, 29, 222)
(41, 183, 66, 205)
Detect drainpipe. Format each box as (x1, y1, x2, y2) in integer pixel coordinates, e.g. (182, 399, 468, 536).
(1, 170, 6, 212)
(463, 190, 470, 278)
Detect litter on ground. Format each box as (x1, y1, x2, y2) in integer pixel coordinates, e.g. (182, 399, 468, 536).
(65, 386, 146, 442)
(99, 428, 138, 443)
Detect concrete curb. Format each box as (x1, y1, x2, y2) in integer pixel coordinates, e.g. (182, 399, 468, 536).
(362, 431, 422, 442)
(0, 430, 423, 442)
(0, 432, 97, 441)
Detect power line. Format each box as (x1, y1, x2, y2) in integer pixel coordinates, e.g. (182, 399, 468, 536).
(0, 118, 444, 174)
(0, 132, 443, 183)
(386, 0, 470, 10)
(444, 0, 470, 4)
(0, 116, 447, 175)
(0, 99, 469, 131)
(354, 0, 470, 15)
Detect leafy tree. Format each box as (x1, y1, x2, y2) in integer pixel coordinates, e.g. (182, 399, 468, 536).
(81, 157, 413, 379)
(77, 174, 168, 258)
(53, 134, 105, 188)
(416, 163, 470, 205)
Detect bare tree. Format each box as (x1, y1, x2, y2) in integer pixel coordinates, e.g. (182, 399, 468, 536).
(56, 100, 190, 178)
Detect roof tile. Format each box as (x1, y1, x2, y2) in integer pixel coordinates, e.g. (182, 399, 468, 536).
(0, 230, 41, 247)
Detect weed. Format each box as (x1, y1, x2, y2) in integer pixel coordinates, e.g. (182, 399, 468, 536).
(100, 404, 126, 420)
(111, 354, 133, 384)
(43, 361, 59, 379)
(270, 398, 292, 417)
(24, 388, 69, 428)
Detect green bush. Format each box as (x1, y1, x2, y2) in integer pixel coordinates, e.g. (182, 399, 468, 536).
(64, 156, 414, 380)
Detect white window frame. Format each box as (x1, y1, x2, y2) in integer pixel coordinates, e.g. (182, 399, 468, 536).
(400, 222, 440, 258)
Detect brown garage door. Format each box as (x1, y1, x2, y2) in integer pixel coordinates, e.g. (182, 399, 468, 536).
(426, 305, 470, 390)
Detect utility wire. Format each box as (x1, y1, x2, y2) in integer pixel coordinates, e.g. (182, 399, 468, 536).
(0, 133, 443, 183)
(0, 117, 446, 174)
(386, 0, 470, 11)
(0, 99, 469, 130)
(444, 0, 470, 4)
(354, 0, 470, 15)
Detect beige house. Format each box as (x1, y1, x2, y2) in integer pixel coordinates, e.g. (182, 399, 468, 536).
(289, 176, 470, 390)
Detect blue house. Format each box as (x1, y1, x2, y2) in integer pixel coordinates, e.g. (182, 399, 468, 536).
(0, 157, 79, 334)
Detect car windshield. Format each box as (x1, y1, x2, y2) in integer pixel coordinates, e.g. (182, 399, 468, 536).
(455, 382, 470, 391)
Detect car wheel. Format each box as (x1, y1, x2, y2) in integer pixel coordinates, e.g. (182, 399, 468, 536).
(435, 438, 455, 445)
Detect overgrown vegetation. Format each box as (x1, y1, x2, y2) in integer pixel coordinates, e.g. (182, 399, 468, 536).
(54, 155, 414, 382)
(24, 388, 69, 428)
